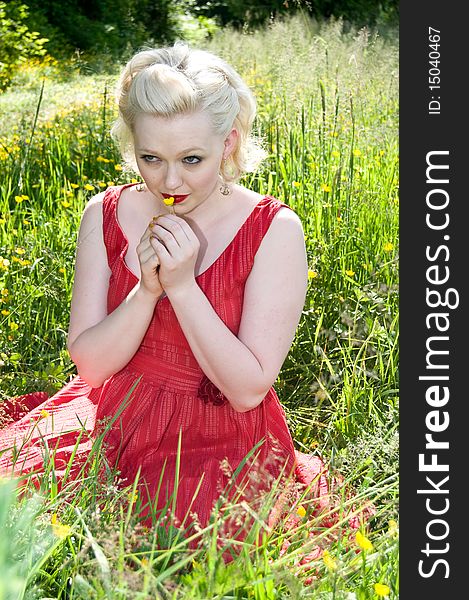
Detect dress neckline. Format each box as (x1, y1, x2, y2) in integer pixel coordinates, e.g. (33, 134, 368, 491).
(111, 183, 273, 283)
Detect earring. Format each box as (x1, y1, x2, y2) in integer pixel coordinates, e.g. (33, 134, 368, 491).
(219, 181, 231, 196)
(135, 182, 146, 192)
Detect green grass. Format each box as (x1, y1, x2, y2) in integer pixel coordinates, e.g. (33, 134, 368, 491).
(0, 14, 399, 599)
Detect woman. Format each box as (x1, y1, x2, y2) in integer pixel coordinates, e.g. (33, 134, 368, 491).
(0, 43, 340, 535)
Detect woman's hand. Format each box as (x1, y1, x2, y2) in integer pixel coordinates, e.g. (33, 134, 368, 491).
(136, 223, 164, 297)
(150, 215, 200, 296)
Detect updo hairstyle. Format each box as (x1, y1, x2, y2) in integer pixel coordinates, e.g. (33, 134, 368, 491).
(111, 42, 266, 183)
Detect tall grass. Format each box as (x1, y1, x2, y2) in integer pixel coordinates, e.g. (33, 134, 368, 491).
(0, 14, 399, 598)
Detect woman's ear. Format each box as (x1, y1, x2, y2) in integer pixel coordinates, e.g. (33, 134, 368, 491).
(223, 128, 238, 159)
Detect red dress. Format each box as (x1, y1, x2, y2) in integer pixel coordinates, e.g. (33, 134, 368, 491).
(0, 184, 342, 534)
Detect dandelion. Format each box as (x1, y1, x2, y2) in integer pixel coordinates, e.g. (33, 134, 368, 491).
(70, 183, 79, 189)
(40, 409, 50, 419)
(353, 149, 362, 157)
(61, 201, 71, 208)
(322, 549, 337, 571)
(331, 150, 340, 157)
(51, 513, 71, 539)
(308, 270, 318, 279)
(83, 184, 94, 191)
(345, 270, 355, 277)
(292, 181, 301, 188)
(15, 196, 24, 203)
(321, 184, 331, 193)
(383, 242, 394, 252)
(374, 583, 390, 597)
(163, 196, 175, 206)
(107, 181, 115, 186)
(114, 164, 123, 171)
(1, 309, 10, 316)
(355, 530, 373, 551)
(96, 156, 110, 163)
(9, 322, 19, 331)
(296, 505, 306, 518)
(98, 181, 107, 188)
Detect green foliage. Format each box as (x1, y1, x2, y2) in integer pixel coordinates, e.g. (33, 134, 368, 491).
(0, 15, 399, 596)
(0, 1, 49, 91)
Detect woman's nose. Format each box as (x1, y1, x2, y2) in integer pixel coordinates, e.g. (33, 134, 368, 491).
(164, 164, 183, 191)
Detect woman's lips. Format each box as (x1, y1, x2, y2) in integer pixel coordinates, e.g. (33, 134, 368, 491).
(162, 193, 189, 204)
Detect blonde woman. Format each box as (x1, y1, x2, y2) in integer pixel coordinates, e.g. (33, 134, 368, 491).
(1, 44, 361, 542)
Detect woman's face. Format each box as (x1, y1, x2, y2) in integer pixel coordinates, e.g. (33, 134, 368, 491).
(133, 111, 237, 214)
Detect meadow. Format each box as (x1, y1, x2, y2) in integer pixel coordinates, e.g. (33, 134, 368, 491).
(0, 15, 399, 599)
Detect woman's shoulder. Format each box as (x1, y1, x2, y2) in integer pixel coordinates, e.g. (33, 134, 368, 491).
(234, 185, 303, 229)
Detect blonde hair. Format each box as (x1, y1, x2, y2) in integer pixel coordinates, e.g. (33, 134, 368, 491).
(111, 42, 266, 183)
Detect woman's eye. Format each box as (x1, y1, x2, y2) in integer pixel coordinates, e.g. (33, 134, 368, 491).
(183, 156, 201, 164)
(141, 155, 159, 163)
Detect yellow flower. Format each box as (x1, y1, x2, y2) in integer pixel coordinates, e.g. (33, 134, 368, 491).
(70, 183, 79, 189)
(61, 201, 71, 208)
(355, 530, 373, 551)
(388, 519, 399, 538)
(19, 259, 31, 266)
(0, 218, 6, 225)
(9, 322, 19, 331)
(114, 164, 123, 171)
(353, 149, 362, 157)
(51, 513, 71, 539)
(40, 409, 50, 419)
(321, 184, 331, 193)
(345, 269, 355, 277)
(1, 309, 10, 316)
(383, 242, 394, 252)
(356, 227, 363, 233)
(296, 505, 306, 518)
(0, 257, 10, 270)
(331, 150, 340, 158)
(15, 195, 24, 203)
(374, 583, 390, 597)
(107, 181, 115, 186)
(96, 156, 109, 162)
(292, 181, 301, 188)
(83, 184, 94, 191)
(163, 196, 175, 206)
(322, 549, 337, 571)
(59, 267, 66, 274)
(1, 289, 9, 297)
(308, 270, 318, 280)
(98, 181, 107, 188)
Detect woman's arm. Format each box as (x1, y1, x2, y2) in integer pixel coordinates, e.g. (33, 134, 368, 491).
(67, 193, 163, 388)
(153, 208, 308, 412)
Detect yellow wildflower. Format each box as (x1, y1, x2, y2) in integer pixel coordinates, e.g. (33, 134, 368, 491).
(61, 201, 71, 208)
(15, 195, 24, 203)
(1, 289, 9, 296)
(331, 150, 340, 158)
(51, 513, 71, 539)
(296, 505, 306, 518)
(308, 270, 318, 279)
(83, 184, 94, 191)
(9, 322, 19, 331)
(59, 267, 66, 274)
(292, 181, 301, 188)
(0, 217, 6, 225)
(19, 259, 31, 266)
(1, 309, 10, 316)
(107, 181, 115, 186)
(98, 181, 107, 188)
(70, 183, 79, 189)
(40, 409, 50, 419)
(0, 257, 10, 270)
(114, 164, 123, 171)
(356, 227, 363, 232)
(388, 519, 399, 538)
(355, 530, 373, 551)
(321, 184, 331, 193)
(163, 196, 175, 206)
(383, 242, 394, 252)
(322, 549, 337, 571)
(345, 270, 355, 277)
(374, 583, 390, 597)
(353, 149, 362, 157)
